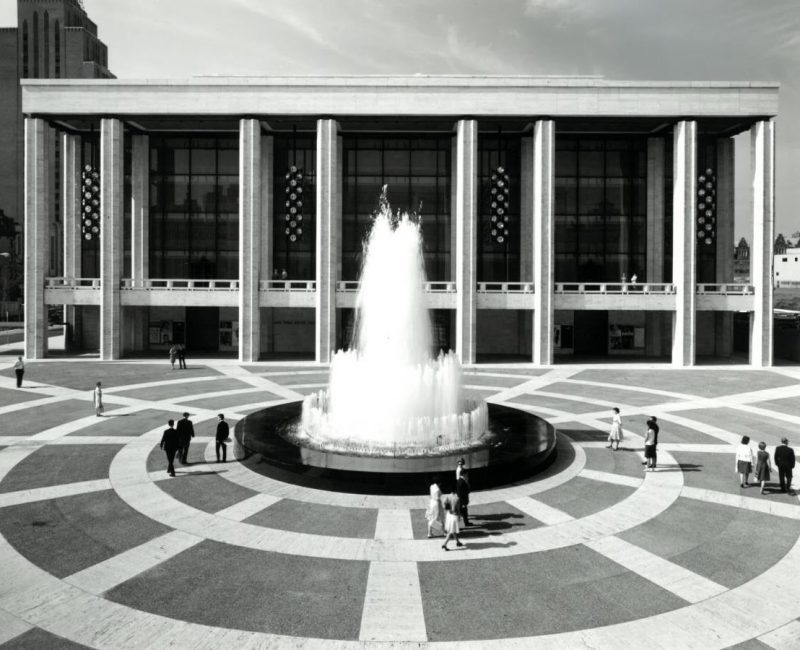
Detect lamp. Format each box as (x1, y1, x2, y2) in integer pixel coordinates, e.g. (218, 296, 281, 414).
(696, 167, 716, 246)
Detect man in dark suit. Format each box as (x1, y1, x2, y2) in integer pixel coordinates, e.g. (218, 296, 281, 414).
(160, 419, 180, 477)
(774, 437, 796, 494)
(456, 470, 471, 526)
(215, 413, 229, 463)
(176, 412, 195, 464)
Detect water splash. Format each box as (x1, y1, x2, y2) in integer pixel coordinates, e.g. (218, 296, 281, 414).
(301, 188, 487, 451)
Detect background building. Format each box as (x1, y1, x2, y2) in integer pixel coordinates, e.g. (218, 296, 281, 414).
(20, 76, 777, 365)
(0, 0, 112, 306)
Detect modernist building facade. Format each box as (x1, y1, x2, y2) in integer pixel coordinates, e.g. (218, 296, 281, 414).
(20, 76, 777, 365)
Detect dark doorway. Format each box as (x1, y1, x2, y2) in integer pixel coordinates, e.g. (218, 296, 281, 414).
(186, 307, 219, 352)
(574, 311, 609, 356)
(733, 312, 750, 355)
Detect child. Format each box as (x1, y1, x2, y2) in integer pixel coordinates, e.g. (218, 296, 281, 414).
(755, 441, 773, 495)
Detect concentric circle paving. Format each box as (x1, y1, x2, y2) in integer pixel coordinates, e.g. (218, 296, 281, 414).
(0, 359, 799, 648)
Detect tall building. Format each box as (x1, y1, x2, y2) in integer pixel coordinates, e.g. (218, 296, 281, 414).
(21, 76, 777, 365)
(0, 0, 112, 291)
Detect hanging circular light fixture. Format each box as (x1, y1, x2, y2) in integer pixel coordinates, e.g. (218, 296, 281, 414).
(80, 162, 101, 241)
(697, 167, 716, 247)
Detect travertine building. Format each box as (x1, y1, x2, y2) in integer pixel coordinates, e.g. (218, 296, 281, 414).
(20, 76, 777, 365)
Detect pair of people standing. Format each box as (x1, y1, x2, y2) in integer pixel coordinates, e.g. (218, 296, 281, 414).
(168, 342, 187, 370)
(644, 416, 659, 471)
(425, 461, 471, 550)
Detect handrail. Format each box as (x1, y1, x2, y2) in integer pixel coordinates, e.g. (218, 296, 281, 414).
(554, 282, 677, 295)
(261, 280, 317, 292)
(45, 277, 101, 288)
(477, 282, 534, 293)
(336, 281, 457, 293)
(696, 283, 754, 295)
(120, 279, 239, 290)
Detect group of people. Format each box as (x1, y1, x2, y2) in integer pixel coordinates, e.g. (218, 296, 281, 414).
(168, 342, 187, 370)
(425, 458, 471, 550)
(607, 407, 660, 471)
(608, 407, 796, 492)
(736, 435, 795, 494)
(159, 413, 231, 477)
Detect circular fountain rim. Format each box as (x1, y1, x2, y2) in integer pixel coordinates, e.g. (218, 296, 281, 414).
(235, 400, 558, 492)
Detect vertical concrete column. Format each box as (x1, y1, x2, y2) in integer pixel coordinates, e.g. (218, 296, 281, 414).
(62, 132, 82, 350)
(645, 137, 665, 357)
(519, 135, 534, 283)
(24, 118, 51, 359)
(99, 118, 124, 360)
(532, 120, 555, 366)
(454, 119, 478, 364)
(715, 137, 735, 357)
(239, 118, 262, 363)
(671, 120, 697, 366)
(258, 133, 274, 354)
(131, 134, 149, 286)
(315, 119, 339, 363)
(750, 120, 775, 367)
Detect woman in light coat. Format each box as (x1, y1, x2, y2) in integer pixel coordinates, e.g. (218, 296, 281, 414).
(607, 407, 623, 451)
(735, 435, 755, 488)
(92, 381, 104, 416)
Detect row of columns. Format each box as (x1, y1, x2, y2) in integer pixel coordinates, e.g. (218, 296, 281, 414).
(24, 116, 775, 366)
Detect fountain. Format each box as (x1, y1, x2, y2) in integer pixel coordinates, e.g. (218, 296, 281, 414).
(235, 189, 557, 493)
(299, 190, 489, 456)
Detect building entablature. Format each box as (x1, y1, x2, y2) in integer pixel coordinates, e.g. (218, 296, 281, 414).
(21, 75, 779, 120)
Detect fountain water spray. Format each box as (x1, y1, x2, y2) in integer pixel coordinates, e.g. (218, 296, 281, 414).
(301, 188, 488, 454)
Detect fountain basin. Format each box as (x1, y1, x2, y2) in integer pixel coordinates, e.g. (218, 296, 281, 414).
(235, 401, 557, 493)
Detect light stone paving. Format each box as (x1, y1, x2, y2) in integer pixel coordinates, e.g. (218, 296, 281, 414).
(0, 361, 798, 648)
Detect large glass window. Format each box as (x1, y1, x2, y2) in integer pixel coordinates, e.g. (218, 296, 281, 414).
(478, 135, 521, 281)
(272, 134, 316, 279)
(341, 135, 451, 281)
(555, 137, 646, 282)
(149, 135, 239, 279)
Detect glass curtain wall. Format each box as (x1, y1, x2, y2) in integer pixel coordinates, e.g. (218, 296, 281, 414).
(555, 137, 647, 282)
(341, 135, 451, 281)
(478, 134, 521, 282)
(149, 135, 239, 279)
(272, 134, 316, 279)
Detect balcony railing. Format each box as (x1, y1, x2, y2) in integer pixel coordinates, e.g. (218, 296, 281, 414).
(477, 282, 534, 293)
(121, 279, 239, 290)
(336, 281, 457, 293)
(555, 282, 676, 295)
(45, 277, 100, 288)
(696, 283, 754, 295)
(261, 280, 317, 291)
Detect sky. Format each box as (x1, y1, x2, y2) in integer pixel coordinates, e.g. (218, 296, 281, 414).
(2, 0, 799, 241)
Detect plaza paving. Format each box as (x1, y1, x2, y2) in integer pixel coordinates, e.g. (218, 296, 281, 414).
(0, 357, 798, 649)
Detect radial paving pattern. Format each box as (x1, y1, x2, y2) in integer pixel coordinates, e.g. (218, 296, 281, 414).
(0, 359, 799, 649)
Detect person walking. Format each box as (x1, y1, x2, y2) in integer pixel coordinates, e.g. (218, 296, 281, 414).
(755, 441, 773, 495)
(774, 437, 796, 494)
(455, 457, 465, 481)
(92, 381, 104, 416)
(178, 344, 187, 370)
(176, 412, 195, 464)
(425, 476, 444, 538)
(215, 413, 229, 463)
(607, 407, 623, 451)
(168, 342, 178, 370)
(441, 490, 463, 551)
(13, 356, 24, 388)
(160, 419, 180, 477)
(456, 470, 471, 526)
(643, 420, 657, 471)
(735, 435, 755, 488)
